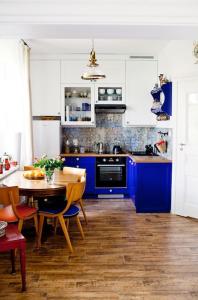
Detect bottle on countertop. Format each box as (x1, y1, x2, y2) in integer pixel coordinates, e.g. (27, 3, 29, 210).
(4, 158, 10, 171)
(65, 140, 70, 154)
(0, 158, 3, 174)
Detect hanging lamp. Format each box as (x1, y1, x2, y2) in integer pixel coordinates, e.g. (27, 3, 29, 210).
(81, 40, 106, 81)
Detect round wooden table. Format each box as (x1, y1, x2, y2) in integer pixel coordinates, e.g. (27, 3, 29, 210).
(1, 170, 74, 198)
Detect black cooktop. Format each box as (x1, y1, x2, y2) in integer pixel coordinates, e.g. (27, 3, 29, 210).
(131, 151, 159, 156)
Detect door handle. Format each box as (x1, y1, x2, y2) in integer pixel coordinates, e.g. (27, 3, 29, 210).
(179, 143, 186, 151)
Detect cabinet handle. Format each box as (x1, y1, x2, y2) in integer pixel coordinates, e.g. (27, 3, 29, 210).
(127, 121, 130, 124)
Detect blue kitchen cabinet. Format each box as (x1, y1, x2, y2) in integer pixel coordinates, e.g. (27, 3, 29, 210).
(127, 158, 137, 205)
(63, 156, 95, 194)
(134, 162, 172, 213)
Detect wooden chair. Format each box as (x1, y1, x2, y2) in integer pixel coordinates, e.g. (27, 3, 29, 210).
(0, 186, 38, 234)
(0, 224, 26, 291)
(38, 180, 86, 252)
(63, 167, 87, 224)
(23, 166, 39, 171)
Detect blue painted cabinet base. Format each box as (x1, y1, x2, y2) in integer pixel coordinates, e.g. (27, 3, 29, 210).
(133, 162, 172, 213)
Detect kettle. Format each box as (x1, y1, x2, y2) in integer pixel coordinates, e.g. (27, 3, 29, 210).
(113, 145, 122, 154)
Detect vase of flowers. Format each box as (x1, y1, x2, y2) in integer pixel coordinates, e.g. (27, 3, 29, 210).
(34, 155, 64, 184)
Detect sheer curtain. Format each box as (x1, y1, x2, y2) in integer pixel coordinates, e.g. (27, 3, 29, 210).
(0, 40, 33, 166)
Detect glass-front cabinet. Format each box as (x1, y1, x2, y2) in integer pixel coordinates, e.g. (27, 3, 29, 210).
(61, 84, 95, 126)
(95, 84, 125, 105)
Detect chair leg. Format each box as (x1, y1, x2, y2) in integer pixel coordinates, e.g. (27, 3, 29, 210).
(66, 219, 69, 230)
(79, 199, 88, 224)
(54, 218, 59, 235)
(10, 250, 16, 274)
(33, 214, 38, 234)
(18, 219, 23, 232)
(76, 216, 85, 239)
(38, 215, 45, 248)
(58, 215, 73, 253)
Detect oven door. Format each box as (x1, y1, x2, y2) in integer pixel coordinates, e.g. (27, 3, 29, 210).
(96, 164, 126, 188)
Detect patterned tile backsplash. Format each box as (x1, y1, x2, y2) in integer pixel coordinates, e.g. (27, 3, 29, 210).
(62, 114, 172, 159)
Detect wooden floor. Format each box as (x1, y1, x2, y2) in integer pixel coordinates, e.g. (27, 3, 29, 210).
(1, 199, 198, 300)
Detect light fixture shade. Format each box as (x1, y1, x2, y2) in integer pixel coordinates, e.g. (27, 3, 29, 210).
(81, 48, 106, 81)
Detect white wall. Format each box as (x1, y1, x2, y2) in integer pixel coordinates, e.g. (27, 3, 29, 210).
(158, 40, 198, 79)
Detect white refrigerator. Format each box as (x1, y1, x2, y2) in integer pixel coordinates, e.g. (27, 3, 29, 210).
(33, 120, 61, 159)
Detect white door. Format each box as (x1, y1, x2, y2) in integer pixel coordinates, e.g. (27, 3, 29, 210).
(174, 78, 198, 218)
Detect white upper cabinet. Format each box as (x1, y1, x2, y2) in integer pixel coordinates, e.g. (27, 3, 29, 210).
(61, 60, 125, 84)
(124, 60, 157, 127)
(30, 60, 61, 116)
(95, 60, 125, 84)
(61, 60, 85, 83)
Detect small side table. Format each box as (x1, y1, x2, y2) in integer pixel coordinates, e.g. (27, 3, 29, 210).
(0, 224, 26, 291)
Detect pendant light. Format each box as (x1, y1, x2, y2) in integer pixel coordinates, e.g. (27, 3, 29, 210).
(81, 40, 106, 81)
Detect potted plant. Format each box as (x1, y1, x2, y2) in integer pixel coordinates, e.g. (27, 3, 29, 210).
(34, 155, 64, 183)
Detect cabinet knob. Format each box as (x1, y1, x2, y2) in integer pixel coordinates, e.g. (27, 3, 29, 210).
(76, 158, 79, 161)
(76, 165, 79, 168)
(109, 189, 112, 192)
(127, 121, 130, 124)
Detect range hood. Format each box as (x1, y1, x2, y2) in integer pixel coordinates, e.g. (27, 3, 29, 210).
(95, 104, 126, 114)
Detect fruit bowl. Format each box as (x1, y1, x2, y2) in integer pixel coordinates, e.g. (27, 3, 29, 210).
(23, 170, 45, 180)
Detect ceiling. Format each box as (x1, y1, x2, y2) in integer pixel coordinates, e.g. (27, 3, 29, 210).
(27, 39, 169, 56)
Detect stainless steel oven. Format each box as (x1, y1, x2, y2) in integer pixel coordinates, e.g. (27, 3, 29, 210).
(96, 157, 126, 188)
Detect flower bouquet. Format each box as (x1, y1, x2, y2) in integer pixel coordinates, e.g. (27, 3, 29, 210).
(34, 155, 64, 183)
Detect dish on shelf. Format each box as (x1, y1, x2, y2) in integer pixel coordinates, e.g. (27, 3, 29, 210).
(99, 88, 105, 95)
(107, 88, 114, 95)
(23, 170, 45, 180)
(116, 89, 122, 95)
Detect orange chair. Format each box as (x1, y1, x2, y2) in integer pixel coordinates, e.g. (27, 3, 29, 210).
(0, 186, 38, 234)
(38, 180, 85, 252)
(63, 167, 87, 224)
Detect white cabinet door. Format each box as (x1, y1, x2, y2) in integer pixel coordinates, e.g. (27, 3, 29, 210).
(95, 61, 125, 84)
(31, 60, 61, 116)
(33, 120, 60, 158)
(61, 60, 85, 83)
(61, 60, 125, 84)
(61, 83, 95, 127)
(124, 60, 157, 127)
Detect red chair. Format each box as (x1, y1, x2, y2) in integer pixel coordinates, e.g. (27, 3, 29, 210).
(0, 223, 26, 291)
(0, 186, 38, 234)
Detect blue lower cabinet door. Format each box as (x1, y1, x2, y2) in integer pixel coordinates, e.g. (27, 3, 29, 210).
(63, 157, 76, 167)
(78, 157, 95, 194)
(135, 163, 172, 213)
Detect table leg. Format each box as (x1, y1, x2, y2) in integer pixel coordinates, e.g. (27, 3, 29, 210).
(19, 245, 26, 291)
(10, 250, 16, 274)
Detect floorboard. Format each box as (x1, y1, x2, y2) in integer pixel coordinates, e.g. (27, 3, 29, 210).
(1, 199, 198, 299)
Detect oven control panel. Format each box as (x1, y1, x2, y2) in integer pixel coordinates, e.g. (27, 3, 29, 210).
(97, 157, 126, 164)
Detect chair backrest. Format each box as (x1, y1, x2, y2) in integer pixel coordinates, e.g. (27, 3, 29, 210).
(0, 186, 20, 222)
(63, 167, 86, 179)
(24, 166, 39, 171)
(60, 179, 86, 216)
(0, 186, 20, 206)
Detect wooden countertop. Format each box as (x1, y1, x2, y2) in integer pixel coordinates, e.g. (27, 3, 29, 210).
(60, 153, 172, 163)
